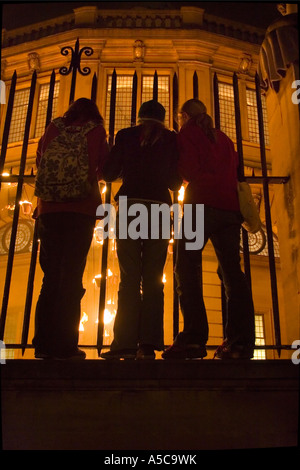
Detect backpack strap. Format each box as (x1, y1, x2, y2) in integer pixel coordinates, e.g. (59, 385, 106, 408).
(81, 120, 99, 135)
(52, 117, 98, 135)
(52, 117, 65, 130)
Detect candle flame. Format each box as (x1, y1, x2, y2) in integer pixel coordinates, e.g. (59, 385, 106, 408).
(79, 312, 88, 331)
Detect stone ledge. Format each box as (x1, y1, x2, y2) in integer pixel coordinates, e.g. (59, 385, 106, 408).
(1, 360, 299, 450)
(1, 359, 299, 390)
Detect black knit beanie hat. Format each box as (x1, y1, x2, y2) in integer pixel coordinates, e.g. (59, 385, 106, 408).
(138, 100, 166, 122)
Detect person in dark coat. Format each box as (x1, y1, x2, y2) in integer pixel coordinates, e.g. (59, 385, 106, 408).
(101, 100, 182, 360)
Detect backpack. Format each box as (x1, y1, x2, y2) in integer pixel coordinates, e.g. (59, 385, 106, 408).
(34, 117, 97, 202)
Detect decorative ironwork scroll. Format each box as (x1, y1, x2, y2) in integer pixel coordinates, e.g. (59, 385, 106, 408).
(59, 38, 94, 103)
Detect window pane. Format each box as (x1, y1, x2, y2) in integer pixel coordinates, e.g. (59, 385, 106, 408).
(254, 314, 266, 359)
(218, 83, 236, 141)
(142, 75, 170, 125)
(106, 75, 133, 133)
(35, 81, 60, 138)
(246, 89, 270, 146)
(8, 88, 30, 143)
(105, 74, 170, 133)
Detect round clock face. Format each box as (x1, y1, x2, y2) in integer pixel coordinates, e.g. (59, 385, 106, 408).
(2, 220, 33, 254)
(240, 228, 266, 255)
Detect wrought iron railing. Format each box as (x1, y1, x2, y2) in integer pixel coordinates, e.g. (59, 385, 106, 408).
(0, 39, 291, 358)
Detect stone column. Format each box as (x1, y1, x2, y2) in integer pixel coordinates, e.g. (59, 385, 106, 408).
(258, 7, 300, 344)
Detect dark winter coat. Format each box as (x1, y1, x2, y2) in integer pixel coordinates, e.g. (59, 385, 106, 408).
(103, 125, 182, 205)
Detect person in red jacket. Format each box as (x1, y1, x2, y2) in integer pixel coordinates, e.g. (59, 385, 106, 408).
(162, 99, 255, 360)
(33, 98, 109, 360)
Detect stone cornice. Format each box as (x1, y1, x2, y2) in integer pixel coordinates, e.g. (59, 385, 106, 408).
(2, 6, 266, 49)
(1, 27, 261, 80)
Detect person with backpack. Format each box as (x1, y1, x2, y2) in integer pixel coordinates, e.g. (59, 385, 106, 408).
(162, 99, 255, 360)
(100, 100, 182, 360)
(33, 98, 109, 360)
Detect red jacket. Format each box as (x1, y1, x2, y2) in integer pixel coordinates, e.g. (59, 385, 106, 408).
(35, 119, 109, 218)
(176, 121, 240, 211)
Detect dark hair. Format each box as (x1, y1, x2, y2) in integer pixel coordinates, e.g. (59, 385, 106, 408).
(181, 99, 217, 143)
(63, 98, 104, 126)
(138, 100, 166, 146)
(138, 100, 166, 123)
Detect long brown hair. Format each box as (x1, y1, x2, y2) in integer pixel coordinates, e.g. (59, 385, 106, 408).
(137, 100, 166, 146)
(63, 98, 104, 126)
(181, 99, 217, 143)
(138, 118, 165, 146)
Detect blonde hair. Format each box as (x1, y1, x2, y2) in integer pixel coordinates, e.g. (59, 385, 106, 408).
(181, 99, 217, 143)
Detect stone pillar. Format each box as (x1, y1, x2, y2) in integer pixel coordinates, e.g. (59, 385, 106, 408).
(258, 8, 300, 344)
(176, 61, 212, 113)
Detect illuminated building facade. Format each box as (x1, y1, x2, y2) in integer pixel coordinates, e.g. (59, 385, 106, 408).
(0, 3, 299, 360)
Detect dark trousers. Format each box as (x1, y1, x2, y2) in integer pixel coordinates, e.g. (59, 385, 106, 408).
(175, 205, 255, 348)
(33, 212, 95, 355)
(111, 204, 170, 351)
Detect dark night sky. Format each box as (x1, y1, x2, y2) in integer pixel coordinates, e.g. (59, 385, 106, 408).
(1, 1, 283, 31)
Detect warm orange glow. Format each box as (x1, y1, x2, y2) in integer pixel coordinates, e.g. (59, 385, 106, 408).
(79, 312, 88, 331)
(104, 308, 115, 324)
(19, 200, 32, 215)
(93, 274, 102, 287)
(2, 173, 12, 186)
(178, 185, 185, 202)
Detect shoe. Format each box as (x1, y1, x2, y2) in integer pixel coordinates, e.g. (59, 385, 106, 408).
(100, 349, 137, 360)
(136, 344, 155, 360)
(162, 343, 207, 360)
(55, 348, 86, 360)
(35, 351, 52, 360)
(35, 348, 86, 360)
(214, 340, 254, 360)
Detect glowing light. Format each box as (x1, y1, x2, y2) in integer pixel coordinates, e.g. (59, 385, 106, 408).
(95, 304, 116, 326)
(178, 185, 185, 202)
(19, 200, 32, 215)
(162, 273, 167, 283)
(2, 173, 11, 186)
(79, 312, 88, 331)
(93, 274, 102, 287)
(107, 269, 113, 277)
(102, 185, 107, 194)
(94, 225, 104, 244)
(104, 308, 115, 324)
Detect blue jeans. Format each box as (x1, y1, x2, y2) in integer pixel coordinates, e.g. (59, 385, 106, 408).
(175, 205, 255, 348)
